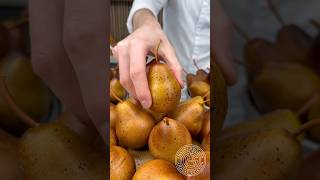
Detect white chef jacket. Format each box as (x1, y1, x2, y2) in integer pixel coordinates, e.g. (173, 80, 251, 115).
(127, 0, 210, 74)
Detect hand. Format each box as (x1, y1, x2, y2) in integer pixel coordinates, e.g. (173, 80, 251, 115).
(29, 0, 107, 143)
(213, 0, 238, 85)
(112, 9, 183, 109)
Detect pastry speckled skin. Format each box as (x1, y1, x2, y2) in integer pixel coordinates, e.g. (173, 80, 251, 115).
(116, 100, 155, 149)
(109, 103, 117, 129)
(148, 117, 192, 163)
(132, 159, 184, 180)
(110, 78, 126, 103)
(168, 96, 205, 137)
(0, 56, 51, 135)
(148, 63, 181, 113)
(19, 122, 107, 180)
(188, 80, 210, 98)
(213, 129, 301, 180)
(198, 110, 210, 141)
(110, 146, 136, 180)
(250, 63, 320, 113)
(110, 128, 117, 146)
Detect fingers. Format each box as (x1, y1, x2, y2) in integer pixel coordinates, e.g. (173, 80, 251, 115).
(114, 39, 152, 108)
(114, 36, 183, 106)
(113, 21, 183, 107)
(29, 0, 65, 70)
(63, 0, 108, 138)
(213, 0, 238, 86)
(129, 40, 151, 108)
(214, 19, 238, 85)
(213, 50, 238, 85)
(116, 41, 137, 99)
(29, 0, 97, 130)
(158, 37, 184, 87)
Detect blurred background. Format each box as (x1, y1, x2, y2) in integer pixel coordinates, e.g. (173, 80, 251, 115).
(0, 0, 62, 136)
(0, 0, 25, 7)
(3, 0, 320, 146)
(1, 0, 320, 179)
(222, 0, 320, 122)
(0, 0, 26, 22)
(220, 0, 320, 152)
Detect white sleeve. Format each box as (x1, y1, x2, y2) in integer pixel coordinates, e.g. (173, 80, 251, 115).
(127, 0, 168, 33)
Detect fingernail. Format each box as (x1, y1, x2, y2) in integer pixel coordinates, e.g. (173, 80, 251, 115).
(141, 100, 151, 109)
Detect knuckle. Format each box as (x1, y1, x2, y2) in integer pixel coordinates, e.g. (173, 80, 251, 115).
(116, 41, 128, 50)
(128, 38, 143, 48)
(128, 38, 138, 46)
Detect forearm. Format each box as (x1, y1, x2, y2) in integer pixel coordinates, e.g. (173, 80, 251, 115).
(132, 9, 161, 31)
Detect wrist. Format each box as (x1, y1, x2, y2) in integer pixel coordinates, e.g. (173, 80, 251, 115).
(133, 9, 161, 31)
